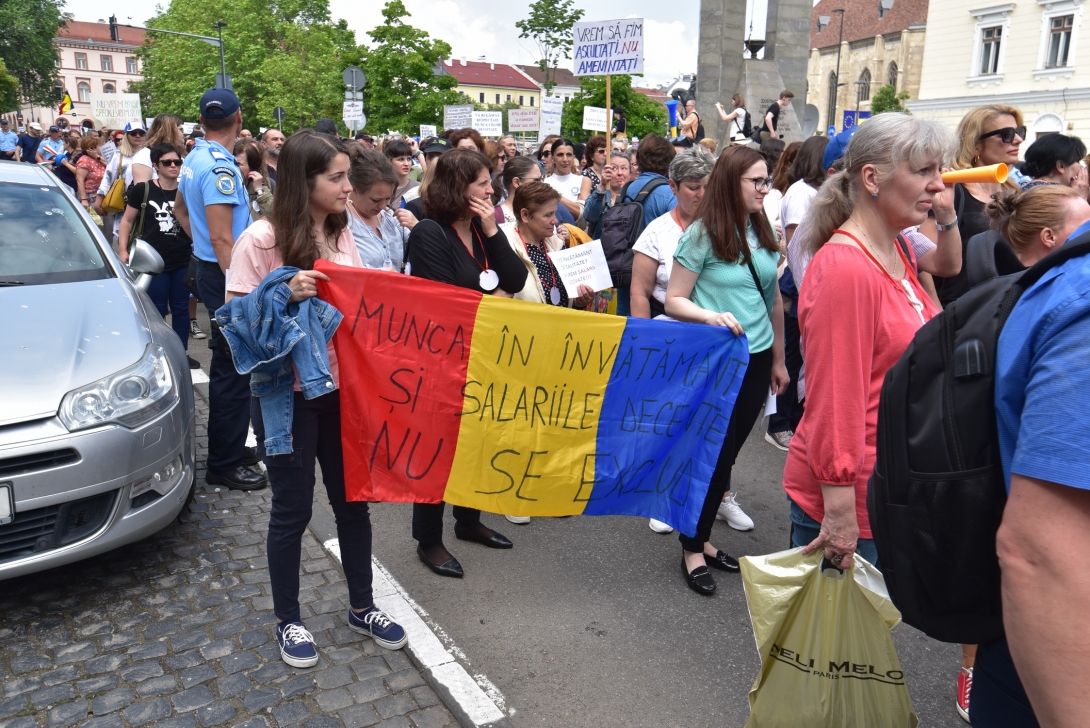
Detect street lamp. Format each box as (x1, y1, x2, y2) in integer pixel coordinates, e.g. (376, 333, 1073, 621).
(124, 18, 229, 90)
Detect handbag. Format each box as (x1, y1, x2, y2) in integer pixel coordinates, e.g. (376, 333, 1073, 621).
(101, 160, 130, 214)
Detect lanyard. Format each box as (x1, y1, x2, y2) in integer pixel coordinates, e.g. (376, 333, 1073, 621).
(515, 226, 560, 292)
(672, 207, 688, 232)
(833, 229, 927, 324)
(454, 222, 490, 272)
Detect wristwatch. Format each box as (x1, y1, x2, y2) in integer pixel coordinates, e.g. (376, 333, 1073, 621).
(936, 217, 958, 232)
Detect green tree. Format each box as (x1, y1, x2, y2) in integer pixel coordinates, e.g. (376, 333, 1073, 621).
(870, 84, 910, 115)
(132, 0, 363, 134)
(0, 59, 20, 113)
(362, 0, 462, 134)
(0, 0, 66, 106)
(516, 0, 584, 96)
(561, 74, 666, 140)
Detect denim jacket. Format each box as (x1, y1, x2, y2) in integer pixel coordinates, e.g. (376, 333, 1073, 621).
(215, 266, 343, 455)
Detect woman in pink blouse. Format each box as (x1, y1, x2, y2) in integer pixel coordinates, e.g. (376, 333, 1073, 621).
(782, 113, 956, 571)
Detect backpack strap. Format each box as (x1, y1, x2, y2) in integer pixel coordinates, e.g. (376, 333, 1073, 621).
(128, 181, 151, 250)
(895, 233, 917, 275)
(632, 177, 668, 204)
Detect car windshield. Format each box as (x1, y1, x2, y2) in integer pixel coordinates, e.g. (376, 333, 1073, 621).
(0, 181, 112, 286)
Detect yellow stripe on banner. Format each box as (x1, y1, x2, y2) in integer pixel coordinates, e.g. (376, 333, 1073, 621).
(445, 297, 626, 516)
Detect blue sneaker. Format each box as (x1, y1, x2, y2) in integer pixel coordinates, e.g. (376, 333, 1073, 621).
(276, 620, 319, 668)
(348, 606, 407, 650)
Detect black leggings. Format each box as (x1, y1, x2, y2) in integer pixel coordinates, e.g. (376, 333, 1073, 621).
(679, 348, 773, 552)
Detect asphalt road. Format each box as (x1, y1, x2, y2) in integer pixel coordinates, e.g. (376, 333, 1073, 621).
(188, 303, 965, 728)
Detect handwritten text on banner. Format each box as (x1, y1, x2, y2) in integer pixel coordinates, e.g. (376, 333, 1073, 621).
(572, 18, 644, 76)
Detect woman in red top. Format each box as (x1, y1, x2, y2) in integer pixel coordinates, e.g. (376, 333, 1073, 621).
(782, 113, 955, 570)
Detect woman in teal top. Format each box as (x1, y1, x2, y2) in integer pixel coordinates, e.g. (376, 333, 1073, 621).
(666, 145, 789, 595)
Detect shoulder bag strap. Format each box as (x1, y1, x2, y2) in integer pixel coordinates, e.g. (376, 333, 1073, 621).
(129, 182, 151, 249)
(745, 254, 763, 293)
(896, 233, 917, 275)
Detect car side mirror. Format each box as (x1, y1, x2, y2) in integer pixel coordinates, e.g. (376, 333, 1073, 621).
(128, 239, 164, 292)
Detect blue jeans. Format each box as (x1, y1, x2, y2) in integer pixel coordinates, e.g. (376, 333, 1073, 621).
(147, 266, 190, 351)
(614, 286, 630, 316)
(788, 498, 880, 571)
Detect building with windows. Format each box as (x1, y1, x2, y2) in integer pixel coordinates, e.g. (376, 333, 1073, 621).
(439, 58, 541, 109)
(15, 18, 145, 129)
(514, 65, 581, 104)
(908, 0, 1088, 144)
(806, 0, 928, 133)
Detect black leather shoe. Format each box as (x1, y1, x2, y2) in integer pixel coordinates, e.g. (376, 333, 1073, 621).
(417, 545, 464, 578)
(453, 523, 513, 549)
(682, 560, 716, 595)
(242, 446, 261, 467)
(704, 550, 740, 572)
(206, 466, 267, 491)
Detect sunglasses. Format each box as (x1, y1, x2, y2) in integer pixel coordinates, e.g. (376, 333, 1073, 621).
(158, 158, 182, 167)
(541, 151, 552, 158)
(979, 126, 1026, 144)
(128, 130, 146, 137)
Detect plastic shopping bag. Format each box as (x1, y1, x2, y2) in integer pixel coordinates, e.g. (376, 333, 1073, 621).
(740, 548, 918, 728)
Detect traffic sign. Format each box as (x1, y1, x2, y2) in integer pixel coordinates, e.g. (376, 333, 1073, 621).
(342, 66, 366, 91)
(272, 107, 285, 121)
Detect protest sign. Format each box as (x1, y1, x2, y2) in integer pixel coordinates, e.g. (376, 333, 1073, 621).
(89, 93, 142, 128)
(182, 122, 197, 136)
(582, 106, 610, 132)
(508, 109, 539, 132)
(342, 101, 363, 124)
(548, 240, 613, 293)
(316, 264, 750, 534)
(572, 18, 644, 76)
(471, 111, 503, 137)
(419, 124, 437, 138)
(443, 104, 473, 130)
(540, 95, 564, 137)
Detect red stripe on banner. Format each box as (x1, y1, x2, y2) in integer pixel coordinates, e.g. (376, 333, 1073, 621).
(315, 262, 481, 503)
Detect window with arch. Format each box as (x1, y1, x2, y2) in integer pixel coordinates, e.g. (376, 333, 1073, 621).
(887, 61, 898, 89)
(103, 83, 115, 93)
(826, 72, 838, 129)
(857, 68, 871, 102)
(77, 82, 90, 103)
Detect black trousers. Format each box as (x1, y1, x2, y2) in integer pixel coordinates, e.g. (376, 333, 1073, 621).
(971, 639, 1040, 727)
(679, 348, 773, 552)
(253, 392, 374, 622)
(768, 314, 803, 434)
(412, 503, 481, 548)
(196, 260, 252, 472)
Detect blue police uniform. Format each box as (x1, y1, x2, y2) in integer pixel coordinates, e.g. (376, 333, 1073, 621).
(179, 138, 251, 262)
(0, 130, 18, 154)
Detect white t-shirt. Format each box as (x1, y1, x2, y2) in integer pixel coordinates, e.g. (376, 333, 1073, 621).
(631, 210, 684, 304)
(764, 188, 783, 240)
(131, 147, 159, 180)
(546, 173, 582, 201)
(729, 107, 750, 141)
(780, 178, 818, 229)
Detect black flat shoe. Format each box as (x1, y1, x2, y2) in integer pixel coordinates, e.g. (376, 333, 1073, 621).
(704, 550, 740, 573)
(206, 466, 267, 491)
(453, 523, 513, 549)
(682, 560, 716, 595)
(417, 545, 464, 578)
(242, 446, 261, 467)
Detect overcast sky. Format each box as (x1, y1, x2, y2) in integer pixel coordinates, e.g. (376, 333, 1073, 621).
(61, 1, 772, 88)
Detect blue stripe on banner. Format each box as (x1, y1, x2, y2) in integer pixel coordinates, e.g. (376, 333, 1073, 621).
(581, 318, 750, 535)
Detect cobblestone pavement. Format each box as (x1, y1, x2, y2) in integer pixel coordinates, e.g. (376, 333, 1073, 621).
(0, 396, 459, 728)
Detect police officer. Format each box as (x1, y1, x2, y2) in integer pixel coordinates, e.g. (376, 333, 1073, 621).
(175, 89, 267, 491)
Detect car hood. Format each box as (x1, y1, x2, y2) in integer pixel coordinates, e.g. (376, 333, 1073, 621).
(0, 278, 150, 426)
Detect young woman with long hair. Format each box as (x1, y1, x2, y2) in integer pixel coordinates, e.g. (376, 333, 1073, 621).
(132, 113, 184, 184)
(665, 145, 789, 594)
(234, 138, 274, 220)
(716, 93, 750, 146)
(495, 155, 543, 224)
(226, 130, 407, 668)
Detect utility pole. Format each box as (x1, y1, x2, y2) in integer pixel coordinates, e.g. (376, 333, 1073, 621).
(125, 21, 228, 89)
(212, 22, 227, 87)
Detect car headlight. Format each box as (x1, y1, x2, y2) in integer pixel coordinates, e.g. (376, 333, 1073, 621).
(59, 344, 178, 431)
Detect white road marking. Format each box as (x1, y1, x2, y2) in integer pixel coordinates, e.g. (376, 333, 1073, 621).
(323, 538, 509, 725)
(190, 369, 210, 384)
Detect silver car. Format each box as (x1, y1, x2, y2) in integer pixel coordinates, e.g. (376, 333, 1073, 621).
(0, 162, 196, 580)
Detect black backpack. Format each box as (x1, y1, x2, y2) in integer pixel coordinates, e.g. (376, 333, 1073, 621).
(740, 110, 752, 139)
(597, 177, 669, 288)
(868, 229, 1090, 645)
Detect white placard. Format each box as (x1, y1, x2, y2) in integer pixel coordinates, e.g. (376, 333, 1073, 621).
(539, 95, 563, 137)
(508, 109, 539, 132)
(581, 105, 609, 132)
(145, 117, 154, 128)
(343, 101, 363, 123)
(572, 18, 644, 76)
(419, 124, 437, 138)
(763, 387, 778, 417)
(443, 104, 473, 130)
(182, 122, 197, 136)
(89, 93, 142, 128)
(547, 240, 614, 293)
(471, 111, 503, 137)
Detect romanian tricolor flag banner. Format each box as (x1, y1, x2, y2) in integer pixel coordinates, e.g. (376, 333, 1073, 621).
(316, 262, 750, 536)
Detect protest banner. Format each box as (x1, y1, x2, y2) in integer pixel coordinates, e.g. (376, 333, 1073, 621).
(508, 109, 539, 132)
(540, 95, 563, 137)
(471, 111, 503, 137)
(572, 18, 644, 76)
(582, 106, 610, 132)
(443, 104, 473, 130)
(315, 264, 750, 534)
(548, 241, 613, 293)
(89, 93, 142, 128)
(419, 124, 437, 138)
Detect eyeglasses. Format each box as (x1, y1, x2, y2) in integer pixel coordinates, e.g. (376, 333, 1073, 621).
(743, 176, 775, 192)
(158, 158, 183, 167)
(979, 126, 1026, 144)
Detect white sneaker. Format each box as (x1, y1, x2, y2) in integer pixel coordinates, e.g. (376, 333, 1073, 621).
(716, 493, 754, 531)
(648, 518, 674, 534)
(504, 515, 531, 524)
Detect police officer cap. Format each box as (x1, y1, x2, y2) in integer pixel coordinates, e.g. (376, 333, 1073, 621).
(200, 89, 241, 120)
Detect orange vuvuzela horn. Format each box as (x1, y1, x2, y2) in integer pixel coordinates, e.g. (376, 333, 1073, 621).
(942, 164, 1008, 185)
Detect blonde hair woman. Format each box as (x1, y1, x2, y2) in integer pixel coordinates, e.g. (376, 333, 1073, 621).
(986, 185, 1090, 265)
(132, 114, 185, 184)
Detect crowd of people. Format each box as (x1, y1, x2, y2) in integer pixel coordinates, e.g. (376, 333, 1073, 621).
(6, 86, 1090, 727)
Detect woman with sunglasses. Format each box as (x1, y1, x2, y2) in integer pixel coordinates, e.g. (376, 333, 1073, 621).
(664, 146, 789, 595)
(132, 114, 185, 184)
(578, 135, 608, 200)
(932, 105, 1025, 307)
(536, 135, 559, 176)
